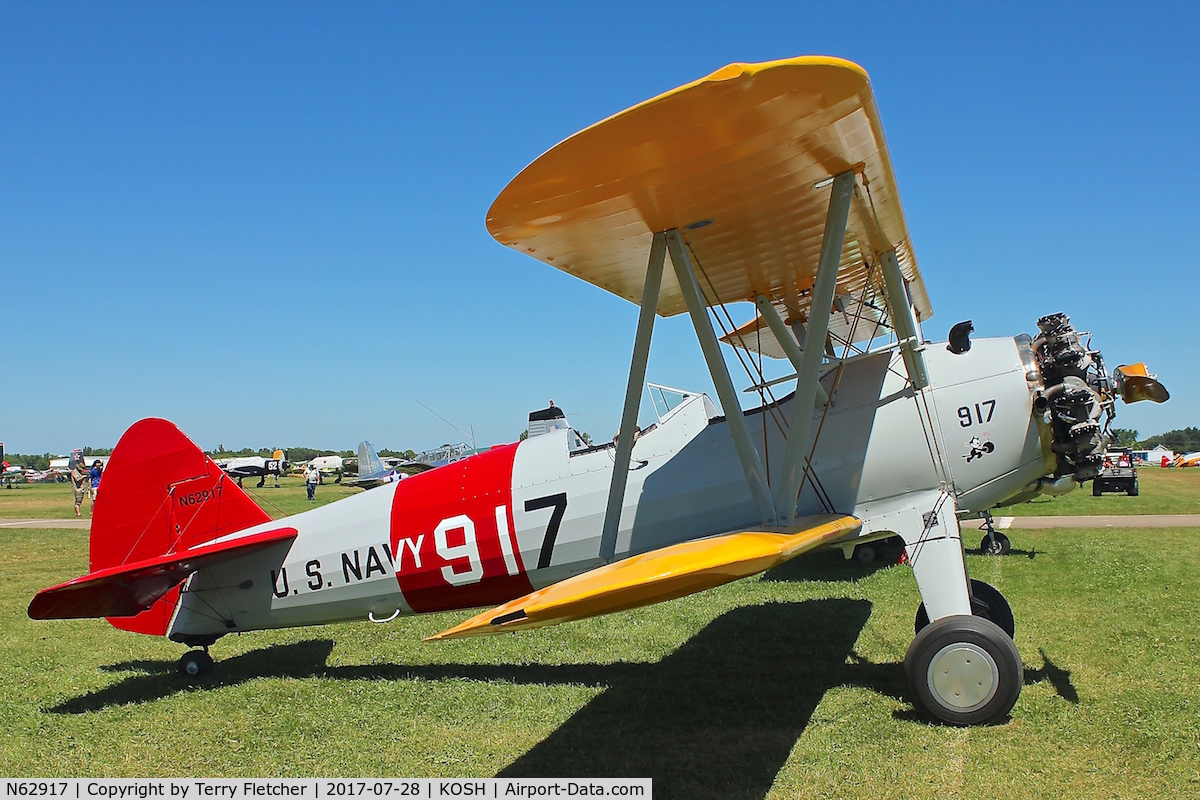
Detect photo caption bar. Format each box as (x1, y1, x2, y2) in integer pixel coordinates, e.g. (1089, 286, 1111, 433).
(1, 780, 652, 799)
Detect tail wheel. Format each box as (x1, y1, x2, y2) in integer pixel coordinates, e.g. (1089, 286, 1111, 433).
(178, 650, 214, 679)
(981, 531, 1011, 556)
(905, 615, 1022, 726)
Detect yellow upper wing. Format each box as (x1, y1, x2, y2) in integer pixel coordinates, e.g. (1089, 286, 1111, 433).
(428, 514, 860, 640)
(487, 56, 929, 328)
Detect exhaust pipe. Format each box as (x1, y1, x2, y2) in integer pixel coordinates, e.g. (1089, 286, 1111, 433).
(1031, 475, 1076, 497)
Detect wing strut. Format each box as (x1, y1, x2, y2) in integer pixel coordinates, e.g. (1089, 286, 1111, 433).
(881, 249, 929, 389)
(753, 294, 829, 407)
(773, 170, 854, 526)
(599, 233, 667, 562)
(666, 229, 777, 527)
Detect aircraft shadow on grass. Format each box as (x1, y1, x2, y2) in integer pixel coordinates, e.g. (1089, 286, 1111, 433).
(50, 599, 1077, 796)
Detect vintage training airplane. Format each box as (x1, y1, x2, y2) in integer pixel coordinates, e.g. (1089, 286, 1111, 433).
(220, 450, 288, 488)
(349, 440, 405, 489)
(29, 56, 1168, 726)
(1175, 452, 1200, 468)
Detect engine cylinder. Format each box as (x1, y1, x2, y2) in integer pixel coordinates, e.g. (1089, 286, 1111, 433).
(1025, 313, 1114, 483)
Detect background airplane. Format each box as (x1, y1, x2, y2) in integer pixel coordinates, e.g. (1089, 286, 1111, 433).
(306, 455, 344, 483)
(28, 57, 1167, 727)
(221, 450, 288, 488)
(349, 440, 405, 489)
(2, 462, 26, 488)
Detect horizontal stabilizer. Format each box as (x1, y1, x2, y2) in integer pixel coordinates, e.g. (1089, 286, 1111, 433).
(427, 514, 860, 640)
(28, 527, 296, 621)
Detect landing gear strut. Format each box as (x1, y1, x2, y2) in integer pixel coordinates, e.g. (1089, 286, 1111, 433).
(178, 648, 214, 679)
(980, 511, 1011, 555)
(898, 491, 1023, 724)
(915, 578, 1015, 639)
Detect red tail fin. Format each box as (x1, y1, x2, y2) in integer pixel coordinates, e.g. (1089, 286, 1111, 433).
(89, 418, 272, 635)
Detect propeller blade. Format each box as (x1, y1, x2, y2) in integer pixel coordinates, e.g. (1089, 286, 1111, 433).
(1115, 364, 1170, 404)
(1122, 375, 1170, 404)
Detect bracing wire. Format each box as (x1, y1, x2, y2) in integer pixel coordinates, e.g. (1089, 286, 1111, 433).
(686, 239, 835, 514)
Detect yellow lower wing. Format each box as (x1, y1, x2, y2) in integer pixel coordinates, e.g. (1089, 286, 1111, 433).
(427, 514, 860, 640)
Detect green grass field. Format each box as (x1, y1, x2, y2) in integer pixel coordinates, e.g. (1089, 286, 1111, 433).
(0, 476, 360, 519)
(3, 524, 1198, 797)
(1003, 467, 1200, 516)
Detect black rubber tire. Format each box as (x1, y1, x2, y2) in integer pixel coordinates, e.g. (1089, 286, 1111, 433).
(981, 531, 1011, 556)
(178, 650, 214, 679)
(854, 543, 878, 563)
(1129, 480, 1139, 497)
(905, 614, 1023, 726)
(916, 579, 1015, 639)
(1093, 483, 1102, 496)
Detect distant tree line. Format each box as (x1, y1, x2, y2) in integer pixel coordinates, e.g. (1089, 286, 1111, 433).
(2, 444, 419, 470)
(203, 445, 419, 462)
(1, 446, 115, 471)
(1136, 427, 1200, 454)
(1107, 427, 1200, 453)
(1, 452, 54, 470)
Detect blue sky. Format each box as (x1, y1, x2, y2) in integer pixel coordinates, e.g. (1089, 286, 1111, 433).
(2, 2, 1196, 455)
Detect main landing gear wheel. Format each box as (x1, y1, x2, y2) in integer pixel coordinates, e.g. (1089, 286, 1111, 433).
(982, 531, 1011, 556)
(905, 615, 1023, 726)
(915, 579, 1015, 639)
(178, 649, 214, 679)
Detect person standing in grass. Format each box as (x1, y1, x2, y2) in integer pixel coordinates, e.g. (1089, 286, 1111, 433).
(69, 460, 90, 517)
(89, 460, 103, 502)
(305, 463, 320, 501)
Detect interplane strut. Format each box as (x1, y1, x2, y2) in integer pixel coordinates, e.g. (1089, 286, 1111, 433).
(881, 249, 929, 390)
(771, 170, 854, 526)
(599, 234, 666, 562)
(667, 229, 778, 527)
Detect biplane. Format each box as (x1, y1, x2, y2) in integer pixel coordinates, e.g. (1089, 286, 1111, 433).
(1176, 452, 1200, 468)
(29, 56, 1168, 726)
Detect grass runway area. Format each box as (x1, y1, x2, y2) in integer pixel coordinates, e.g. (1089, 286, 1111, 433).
(1004, 467, 1200, 516)
(0, 476, 361, 520)
(3, 522, 1198, 797)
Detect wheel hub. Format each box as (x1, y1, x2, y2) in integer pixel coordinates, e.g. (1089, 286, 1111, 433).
(927, 643, 999, 711)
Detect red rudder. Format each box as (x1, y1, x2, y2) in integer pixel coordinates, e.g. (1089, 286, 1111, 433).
(91, 418, 272, 635)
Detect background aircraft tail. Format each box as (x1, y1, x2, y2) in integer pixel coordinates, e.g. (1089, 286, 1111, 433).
(86, 418, 272, 635)
(357, 440, 387, 480)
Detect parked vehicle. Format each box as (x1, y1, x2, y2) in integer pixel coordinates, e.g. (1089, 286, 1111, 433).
(1094, 447, 1138, 496)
